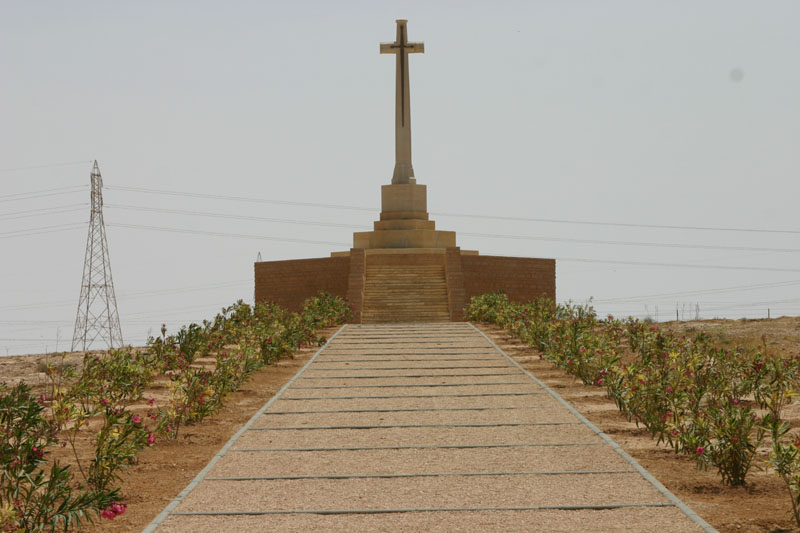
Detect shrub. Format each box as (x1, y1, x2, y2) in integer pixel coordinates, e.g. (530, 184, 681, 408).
(0, 383, 115, 531)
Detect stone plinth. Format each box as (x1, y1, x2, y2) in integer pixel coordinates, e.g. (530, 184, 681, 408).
(353, 184, 457, 250)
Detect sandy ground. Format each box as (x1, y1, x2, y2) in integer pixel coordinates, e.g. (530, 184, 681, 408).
(1, 317, 798, 531)
(482, 316, 800, 532)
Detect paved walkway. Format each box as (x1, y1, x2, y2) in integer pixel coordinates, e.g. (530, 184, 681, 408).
(145, 323, 713, 532)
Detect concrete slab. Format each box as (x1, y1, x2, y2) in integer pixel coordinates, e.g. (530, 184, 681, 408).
(146, 323, 712, 533)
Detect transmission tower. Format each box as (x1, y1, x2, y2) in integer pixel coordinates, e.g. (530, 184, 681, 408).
(71, 160, 123, 351)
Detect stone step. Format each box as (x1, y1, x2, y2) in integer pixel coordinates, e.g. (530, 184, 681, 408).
(366, 267, 444, 274)
(362, 263, 450, 323)
(363, 292, 448, 298)
(364, 280, 446, 284)
(365, 274, 445, 278)
(361, 302, 448, 307)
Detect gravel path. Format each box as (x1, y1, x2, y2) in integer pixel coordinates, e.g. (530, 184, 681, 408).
(145, 323, 714, 532)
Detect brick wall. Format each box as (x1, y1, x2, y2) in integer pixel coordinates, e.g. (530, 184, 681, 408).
(445, 248, 467, 321)
(346, 249, 366, 323)
(253, 252, 555, 320)
(254, 256, 350, 312)
(460, 255, 556, 304)
(366, 253, 446, 268)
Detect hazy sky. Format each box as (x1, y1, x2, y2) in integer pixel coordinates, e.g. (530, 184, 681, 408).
(2, 1, 799, 355)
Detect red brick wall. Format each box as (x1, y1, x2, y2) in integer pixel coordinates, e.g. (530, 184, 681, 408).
(346, 249, 366, 323)
(445, 248, 467, 321)
(366, 253, 446, 268)
(254, 256, 350, 312)
(460, 255, 556, 304)
(253, 252, 555, 319)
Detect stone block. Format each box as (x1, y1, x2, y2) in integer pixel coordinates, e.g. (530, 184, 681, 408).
(353, 228, 456, 249)
(381, 184, 427, 215)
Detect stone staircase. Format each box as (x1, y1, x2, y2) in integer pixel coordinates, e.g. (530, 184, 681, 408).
(361, 263, 451, 323)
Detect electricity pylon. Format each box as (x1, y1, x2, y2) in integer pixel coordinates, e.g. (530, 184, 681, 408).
(71, 160, 123, 351)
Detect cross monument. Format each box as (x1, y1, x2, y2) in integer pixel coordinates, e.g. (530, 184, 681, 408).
(253, 19, 556, 325)
(381, 19, 424, 185)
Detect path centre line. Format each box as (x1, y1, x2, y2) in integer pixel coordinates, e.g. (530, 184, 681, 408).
(204, 469, 638, 481)
(277, 392, 548, 400)
(264, 405, 565, 416)
(229, 442, 607, 452)
(246, 422, 581, 431)
(308, 364, 513, 369)
(314, 357, 503, 362)
(170, 503, 677, 517)
(289, 381, 534, 389)
(297, 372, 521, 378)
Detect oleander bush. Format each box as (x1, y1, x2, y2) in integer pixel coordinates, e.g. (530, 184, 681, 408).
(1, 292, 350, 530)
(466, 292, 800, 525)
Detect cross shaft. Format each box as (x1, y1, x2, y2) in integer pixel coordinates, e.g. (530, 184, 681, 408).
(380, 19, 424, 184)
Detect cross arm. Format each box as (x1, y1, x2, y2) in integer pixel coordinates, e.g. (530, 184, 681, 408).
(379, 41, 425, 54)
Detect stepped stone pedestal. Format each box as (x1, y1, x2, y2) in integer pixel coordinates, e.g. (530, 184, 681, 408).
(253, 18, 555, 323)
(353, 184, 455, 250)
(255, 179, 556, 323)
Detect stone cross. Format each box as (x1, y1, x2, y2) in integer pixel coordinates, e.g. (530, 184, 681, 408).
(381, 19, 424, 185)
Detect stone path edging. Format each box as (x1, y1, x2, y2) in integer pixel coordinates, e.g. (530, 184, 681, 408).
(141, 324, 348, 533)
(144, 323, 717, 532)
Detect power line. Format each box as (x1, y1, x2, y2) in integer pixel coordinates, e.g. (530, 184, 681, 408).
(460, 231, 800, 254)
(106, 185, 800, 236)
(439, 211, 800, 236)
(555, 256, 800, 274)
(106, 203, 800, 254)
(0, 223, 85, 239)
(104, 185, 375, 212)
(106, 204, 368, 230)
(0, 160, 92, 173)
(594, 279, 800, 303)
(99, 221, 800, 273)
(0, 279, 251, 312)
(0, 185, 87, 202)
(107, 223, 350, 247)
(0, 205, 87, 221)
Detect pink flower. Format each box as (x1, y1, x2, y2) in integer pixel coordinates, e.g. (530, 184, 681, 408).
(132, 415, 142, 424)
(666, 386, 673, 394)
(147, 432, 155, 445)
(101, 398, 109, 407)
(111, 503, 127, 515)
(731, 437, 739, 444)
(31, 446, 44, 459)
(148, 397, 156, 406)
(579, 347, 586, 353)
(696, 446, 704, 455)
(101, 502, 127, 519)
